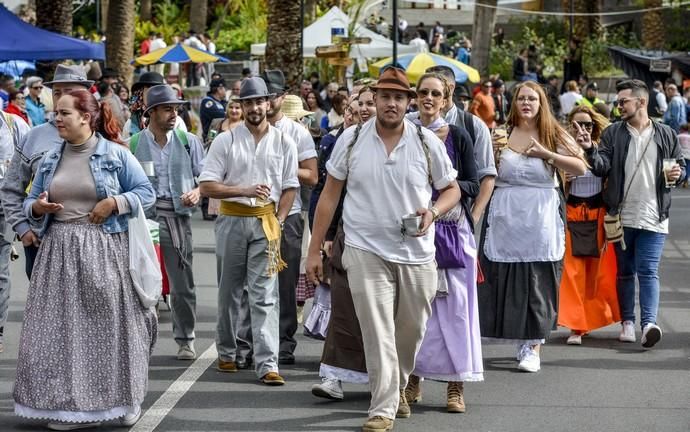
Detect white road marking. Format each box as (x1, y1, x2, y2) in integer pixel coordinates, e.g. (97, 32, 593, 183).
(129, 343, 218, 432)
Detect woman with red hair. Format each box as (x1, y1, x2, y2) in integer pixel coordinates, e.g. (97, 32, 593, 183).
(13, 89, 156, 430)
(478, 81, 587, 373)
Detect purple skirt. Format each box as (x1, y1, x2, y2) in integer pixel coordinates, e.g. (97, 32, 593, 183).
(413, 218, 484, 382)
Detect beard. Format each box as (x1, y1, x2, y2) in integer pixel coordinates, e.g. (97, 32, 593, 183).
(377, 113, 404, 130)
(245, 111, 266, 126)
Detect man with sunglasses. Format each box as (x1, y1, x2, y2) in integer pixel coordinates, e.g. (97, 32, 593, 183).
(470, 79, 496, 128)
(580, 79, 685, 349)
(129, 84, 205, 361)
(199, 77, 298, 385)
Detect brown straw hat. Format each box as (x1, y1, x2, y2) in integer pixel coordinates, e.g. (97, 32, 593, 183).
(371, 67, 416, 98)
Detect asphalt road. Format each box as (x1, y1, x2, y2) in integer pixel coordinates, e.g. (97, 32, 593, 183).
(1, 190, 689, 432)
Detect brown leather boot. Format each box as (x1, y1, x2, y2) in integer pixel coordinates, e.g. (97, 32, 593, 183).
(447, 381, 466, 413)
(405, 374, 422, 403)
(396, 388, 411, 418)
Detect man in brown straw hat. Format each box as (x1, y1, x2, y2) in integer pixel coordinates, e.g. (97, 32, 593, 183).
(307, 67, 461, 432)
(1, 64, 94, 279)
(199, 77, 299, 386)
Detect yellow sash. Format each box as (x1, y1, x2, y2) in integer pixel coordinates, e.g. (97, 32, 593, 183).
(219, 201, 286, 275)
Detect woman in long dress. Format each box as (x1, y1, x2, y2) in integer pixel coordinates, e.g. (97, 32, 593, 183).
(558, 105, 619, 345)
(404, 72, 483, 413)
(478, 81, 587, 373)
(13, 89, 157, 430)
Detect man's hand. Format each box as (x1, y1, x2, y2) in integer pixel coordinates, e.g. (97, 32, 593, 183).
(20, 230, 40, 247)
(413, 207, 434, 237)
(667, 164, 682, 182)
(31, 191, 64, 217)
(181, 188, 201, 207)
(243, 184, 271, 200)
(306, 251, 323, 286)
(89, 197, 116, 224)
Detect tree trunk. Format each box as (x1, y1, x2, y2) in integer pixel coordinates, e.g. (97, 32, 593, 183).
(105, 0, 136, 88)
(569, 0, 601, 41)
(642, 0, 664, 49)
(305, 0, 317, 25)
(266, 0, 303, 91)
(470, 0, 497, 77)
(190, 0, 208, 34)
(101, 0, 110, 32)
(140, 0, 152, 21)
(35, 0, 72, 35)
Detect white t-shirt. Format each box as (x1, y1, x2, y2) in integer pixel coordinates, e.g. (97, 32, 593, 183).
(199, 123, 299, 207)
(150, 37, 167, 52)
(273, 115, 317, 216)
(326, 118, 457, 264)
(559, 91, 582, 117)
(620, 123, 668, 234)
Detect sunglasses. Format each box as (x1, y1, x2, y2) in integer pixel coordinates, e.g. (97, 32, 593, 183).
(574, 121, 593, 131)
(417, 88, 444, 98)
(31, 86, 43, 90)
(614, 97, 639, 107)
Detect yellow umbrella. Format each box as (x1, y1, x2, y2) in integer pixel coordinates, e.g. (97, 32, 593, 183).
(131, 43, 230, 66)
(369, 53, 480, 84)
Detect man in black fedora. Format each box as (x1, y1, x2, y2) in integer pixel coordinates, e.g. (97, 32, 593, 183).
(1, 64, 94, 279)
(261, 69, 317, 365)
(199, 77, 299, 386)
(124, 71, 188, 139)
(128, 84, 205, 361)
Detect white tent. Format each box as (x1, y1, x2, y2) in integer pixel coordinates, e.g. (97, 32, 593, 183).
(250, 6, 422, 58)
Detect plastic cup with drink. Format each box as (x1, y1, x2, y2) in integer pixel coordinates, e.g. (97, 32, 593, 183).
(662, 158, 678, 188)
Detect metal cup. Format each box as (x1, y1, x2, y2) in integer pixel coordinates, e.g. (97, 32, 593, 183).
(140, 161, 155, 177)
(402, 213, 422, 236)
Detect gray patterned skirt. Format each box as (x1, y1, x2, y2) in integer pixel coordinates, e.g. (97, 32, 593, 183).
(14, 219, 157, 422)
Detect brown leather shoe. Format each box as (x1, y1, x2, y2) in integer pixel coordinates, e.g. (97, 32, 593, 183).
(362, 416, 394, 432)
(396, 388, 410, 418)
(217, 359, 238, 373)
(405, 374, 422, 403)
(447, 381, 466, 413)
(261, 371, 285, 386)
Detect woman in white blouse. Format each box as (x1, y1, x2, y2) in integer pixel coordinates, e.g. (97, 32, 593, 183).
(478, 81, 587, 373)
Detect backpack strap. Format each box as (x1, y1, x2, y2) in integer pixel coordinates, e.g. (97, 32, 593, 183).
(129, 131, 141, 154)
(345, 123, 363, 176)
(131, 129, 191, 155)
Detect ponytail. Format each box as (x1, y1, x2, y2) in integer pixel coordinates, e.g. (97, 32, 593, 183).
(98, 100, 124, 145)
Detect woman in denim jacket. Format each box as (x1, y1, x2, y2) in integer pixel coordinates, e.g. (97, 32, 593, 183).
(13, 89, 157, 431)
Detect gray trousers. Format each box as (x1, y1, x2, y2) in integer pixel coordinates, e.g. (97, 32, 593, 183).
(215, 215, 280, 377)
(236, 213, 303, 359)
(158, 214, 196, 344)
(0, 215, 11, 337)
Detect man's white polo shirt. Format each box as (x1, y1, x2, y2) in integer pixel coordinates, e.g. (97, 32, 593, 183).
(199, 123, 299, 206)
(326, 118, 457, 264)
(274, 115, 318, 216)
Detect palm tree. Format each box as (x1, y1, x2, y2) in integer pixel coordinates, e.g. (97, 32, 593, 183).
(471, 0, 498, 76)
(265, 0, 303, 90)
(105, 0, 136, 88)
(190, 0, 208, 33)
(35, 0, 72, 35)
(141, 0, 153, 21)
(641, 0, 664, 49)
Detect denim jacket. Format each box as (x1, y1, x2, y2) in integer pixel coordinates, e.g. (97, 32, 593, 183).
(24, 134, 156, 237)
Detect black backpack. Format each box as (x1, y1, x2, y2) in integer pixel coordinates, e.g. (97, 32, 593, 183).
(647, 89, 661, 117)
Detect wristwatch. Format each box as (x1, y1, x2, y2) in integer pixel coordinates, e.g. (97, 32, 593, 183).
(546, 153, 556, 165)
(429, 206, 440, 221)
(278, 218, 285, 230)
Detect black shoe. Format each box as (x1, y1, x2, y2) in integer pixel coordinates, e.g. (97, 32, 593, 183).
(279, 355, 295, 365)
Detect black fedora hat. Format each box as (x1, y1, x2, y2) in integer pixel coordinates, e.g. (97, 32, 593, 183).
(132, 71, 165, 92)
(260, 69, 288, 94)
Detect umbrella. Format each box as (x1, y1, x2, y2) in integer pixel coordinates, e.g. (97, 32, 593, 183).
(131, 43, 230, 66)
(369, 53, 481, 85)
(0, 60, 35, 79)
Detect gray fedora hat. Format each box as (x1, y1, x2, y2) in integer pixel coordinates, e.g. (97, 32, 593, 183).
(143, 84, 185, 116)
(44, 64, 94, 88)
(260, 69, 288, 94)
(237, 77, 275, 101)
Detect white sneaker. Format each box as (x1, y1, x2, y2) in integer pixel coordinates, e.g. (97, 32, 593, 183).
(46, 421, 102, 431)
(119, 406, 142, 427)
(517, 347, 541, 373)
(567, 334, 582, 345)
(641, 323, 662, 348)
(177, 343, 196, 360)
(311, 378, 344, 400)
(516, 343, 530, 361)
(619, 321, 636, 343)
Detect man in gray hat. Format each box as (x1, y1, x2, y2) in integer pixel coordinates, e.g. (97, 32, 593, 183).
(1, 64, 94, 280)
(128, 84, 205, 361)
(199, 77, 299, 386)
(0, 105, 30, 354)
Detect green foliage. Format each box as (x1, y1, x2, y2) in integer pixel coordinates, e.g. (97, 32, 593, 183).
(489, 16, 638, 79)
(663, 6, 690, 52)
(134, 0, 190, 48)
(211, 0, 267, 53)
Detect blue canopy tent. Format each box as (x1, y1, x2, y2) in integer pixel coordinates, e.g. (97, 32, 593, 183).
(0, 4, 104, 61)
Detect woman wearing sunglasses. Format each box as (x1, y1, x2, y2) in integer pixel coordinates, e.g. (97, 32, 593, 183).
(404, 72, 482, 413)
(558, 105, 620, 345)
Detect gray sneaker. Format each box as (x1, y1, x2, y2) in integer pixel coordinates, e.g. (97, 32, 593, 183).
(177, 343, 196, 360)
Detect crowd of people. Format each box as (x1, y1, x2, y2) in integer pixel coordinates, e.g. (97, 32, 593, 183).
(0, 55, 686, 432)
